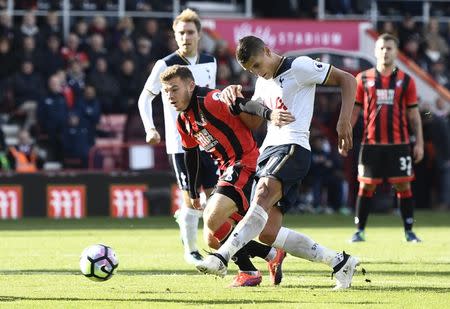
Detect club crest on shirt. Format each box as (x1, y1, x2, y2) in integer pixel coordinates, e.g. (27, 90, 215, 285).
(396, 79, 403, 87)
(313, 61, 325, 72)
(212, 92, 221, 101)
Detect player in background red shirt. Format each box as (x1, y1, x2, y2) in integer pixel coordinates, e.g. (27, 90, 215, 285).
(348, 33, 424, 242)
(160, 65, 294, 286)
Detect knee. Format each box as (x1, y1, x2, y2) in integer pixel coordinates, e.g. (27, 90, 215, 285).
(254, 182, 270, 204)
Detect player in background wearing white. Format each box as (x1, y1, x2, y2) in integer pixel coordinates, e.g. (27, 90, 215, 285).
(197, 35, 360, 289)
(138, 9, 218, 265)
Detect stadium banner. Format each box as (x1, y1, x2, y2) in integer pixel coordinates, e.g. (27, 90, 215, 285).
(110, 184, 148, 218)
(203, 19, 361, 52)
(0, 186, 22, 219)
(47, 185, 86, 219)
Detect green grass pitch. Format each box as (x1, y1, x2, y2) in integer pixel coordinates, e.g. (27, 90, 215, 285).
(0, 212, 449, 308)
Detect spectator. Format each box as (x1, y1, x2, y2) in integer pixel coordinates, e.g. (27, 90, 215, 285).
(11, 60, 44, 129)
(17, 35, 40, 67)
(72, 18, 90, 52)
(398, 14, 422, 50)
(60, 33, 89, 69)
(116, 58, 139, 112)
(0, 126, 10, 171)
(62, 112, 90, 168)
(0, 37, 16, 80)
(38, 74, 68, 161)
(87, 57, 120, 113)
(308, 134, 345, 213)
(66, 59, 86, 100)
(7, 129, 39, 173)
(429, 58, 450, 89)
(135, 36, 152, 72)
(38, 34, 65, 81)
(15, 11, 40, 46)
(40, 11, 61, 41)
(114, 16, 136, 46)
(75, 84, 100, 147)
(423, 18, 448, 68)
(108, 35, 137, 75)
(86, 33, 107, 72)
(89, 15, 110, 46)
(0, 11, 14, 40)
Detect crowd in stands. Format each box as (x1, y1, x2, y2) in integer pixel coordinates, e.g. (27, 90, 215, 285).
(0, 7, 448, 211)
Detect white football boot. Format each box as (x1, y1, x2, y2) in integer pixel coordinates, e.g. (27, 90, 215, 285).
(196, 253, 228, 278)
(332, 251, 360, 290)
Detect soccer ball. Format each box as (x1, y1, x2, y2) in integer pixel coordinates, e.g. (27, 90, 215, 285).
(79, 244, 119, 281)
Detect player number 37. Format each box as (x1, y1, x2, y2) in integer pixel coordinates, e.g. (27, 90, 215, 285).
(399, 156, 412, 175)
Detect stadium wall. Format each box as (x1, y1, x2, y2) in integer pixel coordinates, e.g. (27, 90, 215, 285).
(0, 171, 177, 219)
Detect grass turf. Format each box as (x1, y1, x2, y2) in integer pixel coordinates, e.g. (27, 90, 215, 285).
(0, 211, 449, 308)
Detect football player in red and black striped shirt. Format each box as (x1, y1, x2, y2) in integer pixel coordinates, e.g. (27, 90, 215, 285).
(349, 33, 424, 242)
(160, 64, 294, 286)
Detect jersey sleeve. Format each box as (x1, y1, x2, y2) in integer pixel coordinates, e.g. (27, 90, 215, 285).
(204, 89, 233, 117)
(291, 56, 332, 85)
(405, 77, 418, 108)
(143, 60, 167, 95)
(355, 72, 365, 106)
(176, 115, 198, 150)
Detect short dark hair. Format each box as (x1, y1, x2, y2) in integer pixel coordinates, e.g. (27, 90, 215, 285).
(236, 36, 266, 65)
(377, 33, 399, 47)
(160, 65, 194, 83)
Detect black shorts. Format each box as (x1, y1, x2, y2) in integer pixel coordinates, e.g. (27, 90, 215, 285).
(170, 151, 218, 191)
(252, 144, 311, 213)
(213, 163, 255, 216)
(358, 144, 415, 184)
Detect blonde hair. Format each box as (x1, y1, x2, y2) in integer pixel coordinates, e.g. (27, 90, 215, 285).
(173, 8, 201, 32)
(160, 65, 194, 83)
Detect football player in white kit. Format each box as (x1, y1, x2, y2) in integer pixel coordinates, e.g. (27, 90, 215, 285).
(138, 9, 218, 265)
(197, 36, 361, 289)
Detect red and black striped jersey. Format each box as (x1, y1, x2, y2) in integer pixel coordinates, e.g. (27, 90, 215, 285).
(177, 86, 259, 171)
(355, 68, 417, 145)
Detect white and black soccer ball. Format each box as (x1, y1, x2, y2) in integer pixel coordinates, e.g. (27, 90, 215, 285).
(79, 244, 119, 282)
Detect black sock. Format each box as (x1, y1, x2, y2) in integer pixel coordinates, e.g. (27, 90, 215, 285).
(220, 236, 257, 272)
(245, 240, 272, 260)
(355, 190, 373, 231)
(398, 193, 414, 231)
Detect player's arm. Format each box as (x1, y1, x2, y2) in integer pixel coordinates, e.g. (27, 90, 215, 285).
(137, 60, 166, 144)
(408, 106, 424, 164)
(323, 66, 357, 156)
(176, 116, 202, 209)
(230, 97, 295, 127)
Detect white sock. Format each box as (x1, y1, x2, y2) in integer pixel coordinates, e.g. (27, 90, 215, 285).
(177, 207, 200, 254)
(217, 203, 268, 261)
(272, 227, 343, 268)
(264, 247, 277, 262)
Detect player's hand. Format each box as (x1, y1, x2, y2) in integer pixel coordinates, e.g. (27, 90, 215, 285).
(190, 198, 202, 210)
(336, 119, 353, 155)
(270, 110, 295, 127)
(413, 143, 424, 163)
(146, 128, 161, 145)
(220, 85, 243, 105)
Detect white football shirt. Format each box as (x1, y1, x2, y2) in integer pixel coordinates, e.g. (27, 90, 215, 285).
(143, 52, 217, 154)
(252, 56, 331, 151)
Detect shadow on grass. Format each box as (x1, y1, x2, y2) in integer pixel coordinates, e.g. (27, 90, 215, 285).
(0, 295, 388, 305)
(2, 268, 449, 278)
(0, 212, 448, 230)
(282, 284, 450, 293)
